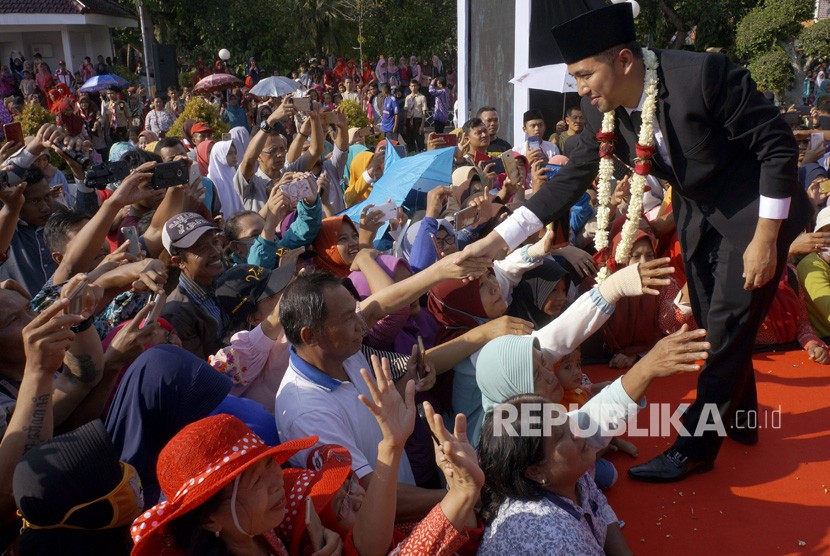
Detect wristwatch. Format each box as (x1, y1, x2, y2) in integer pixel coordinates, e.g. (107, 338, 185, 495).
(259, 119, 275, 134)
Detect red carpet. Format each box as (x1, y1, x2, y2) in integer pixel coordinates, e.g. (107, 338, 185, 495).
(586, 349, 830, 556)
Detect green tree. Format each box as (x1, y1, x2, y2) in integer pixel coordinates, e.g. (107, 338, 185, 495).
(734, 0, 825, 99)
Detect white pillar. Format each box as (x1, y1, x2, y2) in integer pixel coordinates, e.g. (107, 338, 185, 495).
(456, 0, 469, 127)
(512, 1, 531, 147)
(60, 27, 74, 72)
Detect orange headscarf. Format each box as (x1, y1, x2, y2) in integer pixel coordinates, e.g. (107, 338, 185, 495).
(312, 216, 356, 277)
(344, 151, 375, 207)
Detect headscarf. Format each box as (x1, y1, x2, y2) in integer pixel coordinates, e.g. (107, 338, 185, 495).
(344, 151, 376, 207)
(181, 118, 197, 147)
(762, 270, 801, 344)
(601, 229, 662, 355)
(507, 259, 570, 329)
(196, 138, 215, 176)
(816, 79, 830, 106)
(56, 98, 84, 136)
(427, 278, 490, 345)
(230, 126, 250, 157)
(104, 345, 233, 507)
(105, 142, 137, 190)
(208, 139, 245, 217)
(343, 143, 369, 185)
(476, 335, 537, 414)
(432, 55, 444, 75)
(311, 215, 357, 277)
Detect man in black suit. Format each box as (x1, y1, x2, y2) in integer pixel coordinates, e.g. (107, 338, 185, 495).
(465, 3, 809, 482)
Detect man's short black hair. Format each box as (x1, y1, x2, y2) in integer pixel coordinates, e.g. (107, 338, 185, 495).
(120, 149, 161, 169)
(155, 136, 184, 155)
(523, 109, 544, 124)
(380, 83, 391, 94)
(278, 270, 342, 346)
(566, 105, 583, 118)
(462, 117, 486, 134)
(476, 106, 498, 117)
(409, 79, 420, 86)
(436, 76, 447, 87)
(24, 166, 45, 187)
(596, 41, 643, 65)
(44, 205, 88, 254)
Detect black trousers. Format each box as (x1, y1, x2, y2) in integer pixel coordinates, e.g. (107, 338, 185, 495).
(672, 223, 789, 461)
(405, 117, 425, 152)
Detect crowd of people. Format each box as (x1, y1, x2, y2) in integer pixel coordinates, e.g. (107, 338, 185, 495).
(1, 3, 830, 555)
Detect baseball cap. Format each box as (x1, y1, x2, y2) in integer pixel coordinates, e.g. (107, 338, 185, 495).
(161, 212, 218, 252)
(58, 60, 66, 65)
(191, 121, 215, 135)
(215, 263, 297, 322)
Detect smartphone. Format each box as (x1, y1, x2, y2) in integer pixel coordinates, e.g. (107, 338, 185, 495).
(66, 282, 87, 316)
(820, 178, 830, 194)
(3, 122, 23, 145)
(433, 133, 457, 147)
(322, 111, 339, 125)
(305, 497, 325, 551)
(545, 164, 563, 178)
(143, 291, 167, 327)
(811, 132, 825, 150)
(0, 169, 24, 189)
(417, 403, 441, 445)
(221, 132, 232, 141)
(527, 136, 542, 152)
(501, 151, 522, 183)
(85, 160, 131, 190)
(430, 233, 444, 259)
(473, 151, 491, 166)
(120, 226, 142, 257)
(454, 205, 479, 231)
(372, 200, 399, 223)
(415, 336, 425, 381)
(293, 96, 311, 112)
(151, 160, 189, 189)
(280, 175, 315, 205)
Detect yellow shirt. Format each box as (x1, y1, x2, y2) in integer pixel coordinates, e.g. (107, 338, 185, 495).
(796, 252, 830, 338)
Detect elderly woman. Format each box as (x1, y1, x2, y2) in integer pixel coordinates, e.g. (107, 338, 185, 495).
(477, 394, 632, 555)
(130, 414, 341, 555)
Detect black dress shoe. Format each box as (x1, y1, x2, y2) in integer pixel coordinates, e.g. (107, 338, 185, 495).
(627, 449, 714, 483)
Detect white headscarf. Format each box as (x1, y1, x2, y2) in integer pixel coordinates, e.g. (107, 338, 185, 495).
(432, 55, 443, 75)
(208, 140, 244, 217)
(229, 127, 250, 158)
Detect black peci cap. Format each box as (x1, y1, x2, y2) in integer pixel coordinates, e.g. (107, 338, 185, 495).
(551, 3, 637, 65)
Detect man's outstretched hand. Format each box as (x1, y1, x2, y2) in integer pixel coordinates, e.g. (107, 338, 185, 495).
(457, 231, 510, 269)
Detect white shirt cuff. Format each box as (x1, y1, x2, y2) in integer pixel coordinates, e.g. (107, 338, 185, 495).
(494, 206, 544, 251)
(759, 196, 791, 220)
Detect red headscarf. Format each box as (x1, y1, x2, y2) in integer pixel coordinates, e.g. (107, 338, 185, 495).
(601, 229, 663, 355)
(762, 270, 801, 344)
(57, 98, 84, 136)
(311, 215, 356, 277)
(427, 278, 489, 345)
(196, 139, 215, 176)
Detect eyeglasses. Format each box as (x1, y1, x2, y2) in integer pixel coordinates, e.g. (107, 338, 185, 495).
(336, 474, 360, 521)
(434, 234, 454, 247)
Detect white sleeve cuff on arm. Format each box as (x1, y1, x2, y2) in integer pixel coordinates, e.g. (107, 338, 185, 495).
(759, 195, 791, 220)
(494, 206, 544, 251)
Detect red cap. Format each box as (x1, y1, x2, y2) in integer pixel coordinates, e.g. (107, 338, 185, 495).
(191, 122, 215, 135)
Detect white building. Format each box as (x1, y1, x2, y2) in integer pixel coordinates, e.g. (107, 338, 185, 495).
(0, 0, 138, 73)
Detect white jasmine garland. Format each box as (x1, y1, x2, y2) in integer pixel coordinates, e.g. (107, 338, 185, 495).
(593, 48, 660, 282)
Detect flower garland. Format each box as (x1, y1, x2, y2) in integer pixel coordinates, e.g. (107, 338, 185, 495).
(593, 48, 660, 283)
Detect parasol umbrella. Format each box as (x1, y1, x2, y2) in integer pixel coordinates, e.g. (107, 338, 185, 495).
(249, 76, 300, 98)
(340, 146, 455, 240)
(79, 74, 130, 93)
(193, 73, 243, 94)
(510, 64, 578, 120)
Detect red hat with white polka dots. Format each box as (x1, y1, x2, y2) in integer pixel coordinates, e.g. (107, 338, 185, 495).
(277, 445, 352, 556)
(130, 414, 317, 556)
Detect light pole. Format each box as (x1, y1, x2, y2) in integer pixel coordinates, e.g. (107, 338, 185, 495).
(135, 0, 152, 92)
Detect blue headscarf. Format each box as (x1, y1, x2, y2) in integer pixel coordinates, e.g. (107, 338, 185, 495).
(106, 141, 137, 190)
(104, 345, 232, 507)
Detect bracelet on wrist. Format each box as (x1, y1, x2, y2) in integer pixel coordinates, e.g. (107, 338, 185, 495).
(70, 315, 94, 333)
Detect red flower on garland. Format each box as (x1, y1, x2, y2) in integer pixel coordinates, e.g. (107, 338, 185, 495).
(596, 131, 616, 159)
(633, 143, 656, 175)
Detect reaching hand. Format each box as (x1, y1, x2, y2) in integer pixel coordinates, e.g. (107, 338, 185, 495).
(23, 298, 82, 376)
(421, 402, 484, 495)
(358, 355, 416, 449)
(403, 344, 436, 393)
(554, 244, 597, 278)
(109, 162, 162, 208)
(476, 315, 534, 341)
(359, 203, 385, 235)
(103, 300, 165, 370)
(808, 344, 830, 365)
(636, 324, 710, 377)
(131, 258, 167, 294)
(636, 257, 674, 295)
(433, 250, 492, 281)
(0, 178, 26, 213)
(426, 185, 452, 219)
(789, 231, 830, 256)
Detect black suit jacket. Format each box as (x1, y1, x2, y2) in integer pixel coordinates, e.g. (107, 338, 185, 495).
(525, 49, 809, 259)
